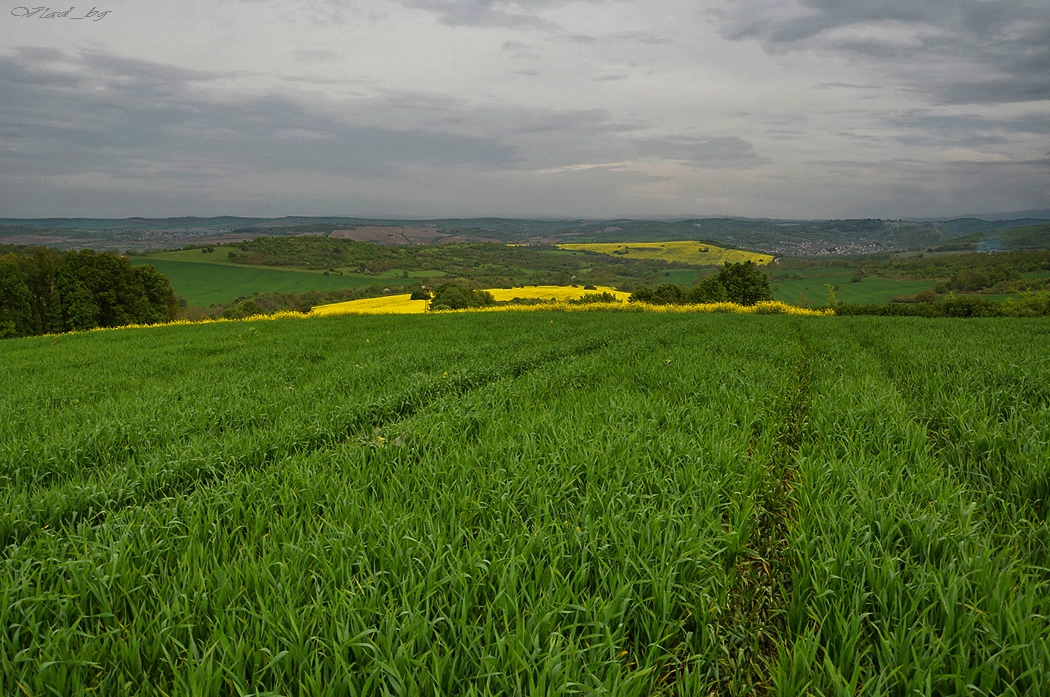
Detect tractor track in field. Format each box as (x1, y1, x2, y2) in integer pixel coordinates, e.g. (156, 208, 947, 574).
(714, 322, 812, 694)
(1, 335, 621, 551)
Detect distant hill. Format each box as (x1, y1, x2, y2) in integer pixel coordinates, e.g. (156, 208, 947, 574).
(2, 215, 1048, 256)
(930, 218, 1050, 237)
(930, 223, 1050, 252)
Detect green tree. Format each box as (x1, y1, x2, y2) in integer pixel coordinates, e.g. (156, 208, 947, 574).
(0, 255, 33, 338)
(26, 247, 63, 334)
(688, 274, 729, 303)
(133, 264, 180, 323)
(714, 261, 772, 305)
(429, 283, 495, 310)
(652, 283, 685, 304)
(0, 247, 182, 337)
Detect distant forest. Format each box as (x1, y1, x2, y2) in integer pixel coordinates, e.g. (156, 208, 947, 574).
(0, 247, 179, 338)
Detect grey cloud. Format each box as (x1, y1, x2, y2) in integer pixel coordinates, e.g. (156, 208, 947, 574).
(395, 0, 623, 30)
(816, 82, 879, 90)
(941, 78, 1049, 105)
(292, 48, 339, 62)
(889, 112, 1050, 135)
(619, 32, 670, 45)
(13, 46, 65, 62)
(725, 0, 1035, 43)
(895, 134, 1008, 148)
(2, 48, 719, 210)
(632, 136, 768, 168)
(0, 51, 517, 183)
(395, 0, 558, 28)
(720, 0, 1050, 105)
(997, 158, 1050, 168)
(835, 40, 909, 60)
(79, 51, 222, 85)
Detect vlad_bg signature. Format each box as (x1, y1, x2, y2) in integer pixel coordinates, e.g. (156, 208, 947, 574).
(10, 6, 110, 20)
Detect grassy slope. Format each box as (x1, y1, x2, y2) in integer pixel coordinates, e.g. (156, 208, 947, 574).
(134, 249, 1043, 309)
(133, 254, 377, 306)
(2, 313, 1048, 694)
(769, 267, 937, 305)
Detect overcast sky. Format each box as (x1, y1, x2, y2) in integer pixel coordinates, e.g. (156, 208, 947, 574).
(1, 0, 1047, 219)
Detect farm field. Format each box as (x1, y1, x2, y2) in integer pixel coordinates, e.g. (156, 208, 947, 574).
(132, 256, 376, 306)
(769, 268, 938, 306)
(557, 241, 773, 267)
(311, 285, 630, 316)
(2, 313, 1049, 694)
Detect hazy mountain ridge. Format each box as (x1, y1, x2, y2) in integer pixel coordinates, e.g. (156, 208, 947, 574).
(2, 215, 1047, 256)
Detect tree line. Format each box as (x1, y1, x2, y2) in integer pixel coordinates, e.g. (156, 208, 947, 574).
(0, 247, 179, 339)
(777, 249, 1050, 290)
(629, 261, 774, 305)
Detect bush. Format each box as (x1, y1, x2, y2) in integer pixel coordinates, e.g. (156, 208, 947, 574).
(567, 292, 619, 305)
(223, 300, 261, 319)
(1002, 292, 1050, 317)
(689, 275, 729, 303)
(630, 262, 771, 306)
(836, 293, 1015, 318)
(429, 283, 495, 310)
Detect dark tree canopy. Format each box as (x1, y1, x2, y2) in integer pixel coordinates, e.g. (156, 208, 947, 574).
(429, 283, 495, 311)
(630, 261, 773, 306)
(0, 248, 179, 339)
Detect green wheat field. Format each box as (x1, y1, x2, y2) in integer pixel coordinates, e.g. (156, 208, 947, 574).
(2, 313, 1048, 695)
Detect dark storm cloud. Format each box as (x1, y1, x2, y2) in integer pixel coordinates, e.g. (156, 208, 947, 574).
(720, 0, 1050, 105)
(0, 51, 516, 181)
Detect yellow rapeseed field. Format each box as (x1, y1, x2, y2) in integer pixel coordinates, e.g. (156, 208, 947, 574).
(310, 294, 428, 316)
(310, 285, 630, 317)
(75, 289, 827, 336)
(557, 241, 773, 266)
(485, 285, 630, 302)
(310, 287, 828, 318)
(85, 310, 310, 334)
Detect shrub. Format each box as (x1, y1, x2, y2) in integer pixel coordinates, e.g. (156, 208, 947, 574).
(429, 283, 495, 310)
(631, 262, 771, 306)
